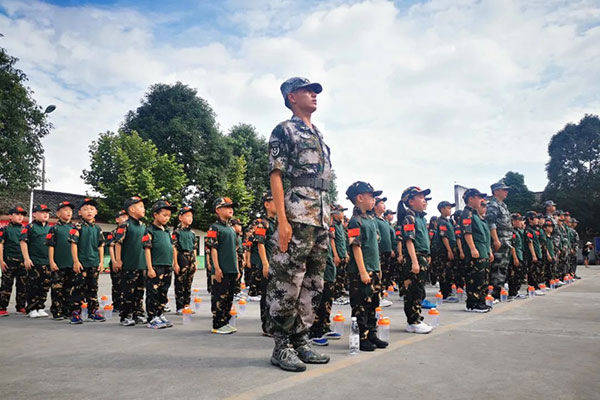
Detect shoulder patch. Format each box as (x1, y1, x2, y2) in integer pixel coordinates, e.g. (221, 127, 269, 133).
(45, 233, 52, 239)
(21, 227, 28, 234)
(440, 225, 447, 231)
(69, 228, 77, 235)
(207, 230, 217, 238)
(403, 224, 415, 232)
(255, 228, 267, 237)
(117, 227, 125, 234)
(348, 228, 360, 237)
(462, 219, 472, 226)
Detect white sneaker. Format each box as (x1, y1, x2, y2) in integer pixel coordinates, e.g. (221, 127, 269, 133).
(556, 281, 564, 287)
(380, 299, 393, 307)
(248, 295, 261, 302)
(405, 322, 433, 334)
(492, 299, 499, 305)
(37, 309, 49, 317)
(534, 290, 545, 296)
(504, 283, 509, 290)
(28, 310, 41, 318)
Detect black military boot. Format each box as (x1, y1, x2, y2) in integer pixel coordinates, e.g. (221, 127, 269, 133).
(367, 332, 389, 349)
(359, 339, 376, 352)
(271, 338, 306, 372)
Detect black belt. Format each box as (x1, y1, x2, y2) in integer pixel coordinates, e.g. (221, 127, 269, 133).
(290, 177, 330, 191)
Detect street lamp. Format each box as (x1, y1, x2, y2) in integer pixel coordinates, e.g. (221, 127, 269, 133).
(29, 104, 56, 222)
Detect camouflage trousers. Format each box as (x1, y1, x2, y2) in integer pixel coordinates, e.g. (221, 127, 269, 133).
(266, 222, 327, 346)
(380, 251, 394, 292)
(428, 253, 439, 286)
(175, 252, 195, 310)
(110, 263, 122, 311)
(70, 267, 100, 314)
(259, 273, 270, 334)
(234, 257, 244, 295)
(26, 263, 51, 313)
(206, 262, 212, 294)
(490, 241, 511, 299)
(403, 254, 428, 325)
(146, 266, 172, 319)
(50, 269, 72, 318)
(568, 252, 578, 275)
(120, 269, 146, 319)
(465, 257, 490, 308)
(434, 250, 457, 299)
(333, 258, 348, 299)
(0, 258, 26, 310)
(248, 264, 261, 297)
(455, 255, 467, 289)
(527, 259, 542, 290)
(507, 259, 524, 297)
(211, 272, 237, 329)
(542, 259, 557, 285)
(310, 280, 335, 339)
(349, 272, 381, 340)
(556, 251, 568, 277)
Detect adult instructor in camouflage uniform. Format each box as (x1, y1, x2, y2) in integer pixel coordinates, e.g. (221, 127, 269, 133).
(486, 180, 512, 300)
(267, 77, 332, 372)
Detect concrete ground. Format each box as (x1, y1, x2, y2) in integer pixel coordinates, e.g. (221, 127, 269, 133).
(1, 267, 599, 400)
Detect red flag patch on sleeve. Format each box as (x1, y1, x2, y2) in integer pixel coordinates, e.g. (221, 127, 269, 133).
(512, 233, 516, 239)
(329, 226, 335, 233)
(462, 219, 472, 226)
(0, 231, 3, 237)
(527, 232, 533, 239)
(141, 234, 150, 242)
(255, 228, 267, 237)
(455, 230, 461, 235)
(69, 228, 77, 235)
(171, 233, 176, 240)
(207, 230, 217, 238)
(107, 234, 113, 240)
(116, 228, 124, 234)
(403, 224, 415, 232)
(348, 228, 360, 237)
(21, 228, 28, 234)
(440, 225, 447, 231)
(395, 230, 401, 236)
(46, 233, 52, 239)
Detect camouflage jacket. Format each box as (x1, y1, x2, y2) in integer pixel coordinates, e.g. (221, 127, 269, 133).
(486, 197, 512, 242)
(268, 115, 332, 229)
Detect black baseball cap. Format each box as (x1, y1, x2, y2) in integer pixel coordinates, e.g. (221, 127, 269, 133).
(525, 211, 537, 219)
(437, 201, 456, 211)
(262, 190, 273, 204)
(375, 197, 387, 205)
(345, 181, 382, 201)
(32, 204, 51, 212)
(79, 197, 98, 209)
(463, 188, 487, 201)
(401, 186, 431, 204)
(214, 197, 237, 210)
(114, 209, 127, 219)
(384, 209, 396, 216)
(123, 196, 144, 209)
(151, 200, 177, 215)
(8, 206, 27, 215)
(179, 205, 194, 216)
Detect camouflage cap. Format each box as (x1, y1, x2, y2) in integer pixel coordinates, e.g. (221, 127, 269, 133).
(462, 188, 487, 202)
(179, 205, 194, 216)
(490, 180, 510, 192)
(281, 77, 323, 109)
(571, 218, 578, 223)
(375, 196, 387, 205)
(214, 197, 237, 211)
(401, 186, 431, 203)
(542, 200, 557, 208)
(437, 200, 456, 211)
(123, 196, 144, 209)
(79, 197, 98, 209)
(32, 204, 51, 212)
(511, 213, 522, 220)
(345, 181, 382, 201)
(57, 201, 75, 211)
(151, 200, 177, 215)
(8, 206, 27, 215)
(114, 209, 127, 219)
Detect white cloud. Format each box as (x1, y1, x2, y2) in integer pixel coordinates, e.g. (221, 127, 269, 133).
(1, 0, 599, 215)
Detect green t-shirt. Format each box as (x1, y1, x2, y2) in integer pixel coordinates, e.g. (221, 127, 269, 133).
(512, 229, 524, 261)
(1, 223, 25, 260)
(460, 207, 491, 260)
(333, 220, 348, 258)
(250, 216, 277, 269)
(143, 223, 173, 266)
(172, 226, 195, 252)
(20, 221, 50, 265)
(402, 208, 430, 255)
(69, 221, 104, 268)
(524, 225, 542, 260)
(375, 216, 394, 253)
(207, 219, 238, 275)
(324, 242, 337, 282)
(46, 220, 74, 269)
(542, 231, 555, 258)
(347, 209, 380, 273)
(114, 217, 146, 270)
(435, 216, 457, 250)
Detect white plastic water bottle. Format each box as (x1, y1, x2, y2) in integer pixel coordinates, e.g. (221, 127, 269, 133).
(349, 317, 360, 355)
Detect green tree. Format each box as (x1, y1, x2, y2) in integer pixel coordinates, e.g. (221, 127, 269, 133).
(227, 123, 269, 217)
(0, 45, 52, 197)
(122, 82, 232, 228)
(82, 131, 187, 219)
(224, 155, 254, 226)
(501, 171, 536, 214)
(328, 169, 339, 205)
(544, 114, 600, 235)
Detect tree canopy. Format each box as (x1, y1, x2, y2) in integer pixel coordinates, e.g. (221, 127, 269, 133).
(501, 171, 536, 214)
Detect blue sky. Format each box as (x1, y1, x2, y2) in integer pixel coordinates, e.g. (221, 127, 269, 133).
(1, 0, 599, 213)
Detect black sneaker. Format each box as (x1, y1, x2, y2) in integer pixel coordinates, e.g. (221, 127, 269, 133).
(295, 343, 330, 364)
(360, 339, 376, 351)
(368, 334, 389, 349)
(573, 275, 582, 280)
(465, 303, 490, 313)
(271, 347, 307, 372)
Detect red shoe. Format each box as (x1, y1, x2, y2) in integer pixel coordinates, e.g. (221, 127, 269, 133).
(0, 310, 9, 317)
(16, 308, 26, 315)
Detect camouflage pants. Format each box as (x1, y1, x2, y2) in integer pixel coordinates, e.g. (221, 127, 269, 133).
(465, 257, 490, 308)
(26, 263, 51, 312)
(235, 257, 244, 295)
(455, 255, 467, 289)
(403, 255, 428, 325)
(507, 259, 524, 297)
(527, 259, 542, 290)
(206, 262, 212, 294)
(211, 272, 237, 329)
(333, 258, 348, 299)
(50, 269, 72, 318)
(568, 252, 577, 275)
(146, 266, 172, 319)
(248, 264, 261, 297)
(428, 253, 439, 286)
(543, 259, 556, 285)
(380, 251, 394, 291)
(266, 222, 327, 346)
(349, 272, 381, 340)
(70, 267, 100, 314)
(175, 252, 195, 310)
(259, 274, 270, 334)
(0, 258, 26, 310)
(557, 251, 568, 277)
(110, 263, 122, 310)
(490, 242, 511, 299)
(310, 280, 335, 338)
(435, 252, 456, 299)
(120, 270, 146, 319)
